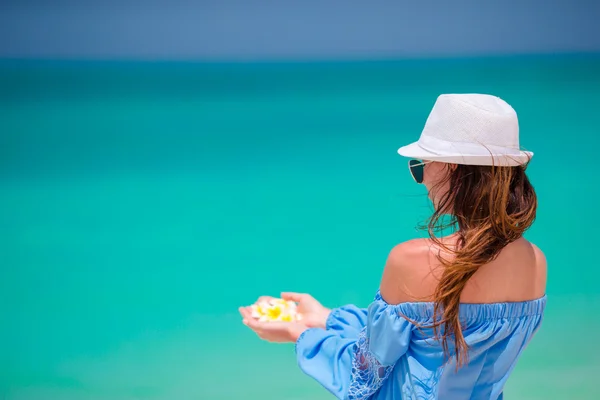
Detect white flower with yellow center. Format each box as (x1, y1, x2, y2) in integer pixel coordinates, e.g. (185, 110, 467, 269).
(250, 298, 302, 322)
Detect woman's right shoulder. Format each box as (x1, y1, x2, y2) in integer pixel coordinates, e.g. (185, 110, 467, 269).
(528, 241, 547, 268)
(521, 239, 548, 296)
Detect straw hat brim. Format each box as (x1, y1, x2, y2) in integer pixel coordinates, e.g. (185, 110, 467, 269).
(397, 141, 533, 167)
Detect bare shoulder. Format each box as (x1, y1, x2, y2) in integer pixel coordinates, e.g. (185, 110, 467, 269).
(379, 236, 547, 305)
(386, 238, 432, 266)
(527, 240, 548, 295)
(379, 238, 443, 304)
(529, 241, 548, 270)
(505, 238, 547, 286)
(464, 237, 548, 302)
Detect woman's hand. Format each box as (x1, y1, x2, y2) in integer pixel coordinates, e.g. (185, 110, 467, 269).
(239, 305, 307, 343)
(280, 292, 331, 329)
(239, 292, 331, 343)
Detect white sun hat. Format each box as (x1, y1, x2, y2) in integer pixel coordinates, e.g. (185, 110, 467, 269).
(397, 94, 533, 166)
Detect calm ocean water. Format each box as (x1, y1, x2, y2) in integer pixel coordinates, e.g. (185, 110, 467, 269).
(1, 56, 599, 399)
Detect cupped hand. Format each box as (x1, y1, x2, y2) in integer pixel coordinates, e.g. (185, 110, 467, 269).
(239, 292, 331, 343)
(239, 305, 307, 343)
(280, 292, 331, 329)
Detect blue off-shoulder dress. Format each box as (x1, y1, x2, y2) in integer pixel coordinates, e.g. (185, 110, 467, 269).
(295, 290, 546, 400)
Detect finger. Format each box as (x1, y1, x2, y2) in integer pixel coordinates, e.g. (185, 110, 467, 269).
(239, 307, 253, 324)
(244, 316, 264, 332)
(248, 318, 289, 333)
(262, 321, 289, 330)
(281, 292, 305, 302)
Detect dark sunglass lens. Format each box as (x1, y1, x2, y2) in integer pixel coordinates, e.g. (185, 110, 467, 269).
(409, 160, 424, 183)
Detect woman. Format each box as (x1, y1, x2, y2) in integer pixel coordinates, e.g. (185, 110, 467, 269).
(239, 94, 547, 399)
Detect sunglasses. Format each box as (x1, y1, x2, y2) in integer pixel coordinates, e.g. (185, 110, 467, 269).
(408, 159, 433, 184)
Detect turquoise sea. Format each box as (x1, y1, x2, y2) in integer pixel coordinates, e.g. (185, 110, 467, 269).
(1, 55, 599, 399)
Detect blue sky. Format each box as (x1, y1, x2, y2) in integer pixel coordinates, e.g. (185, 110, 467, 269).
(1, 0, 599, 60)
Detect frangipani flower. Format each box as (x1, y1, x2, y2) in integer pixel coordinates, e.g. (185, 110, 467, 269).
(250, 298, 303, 322)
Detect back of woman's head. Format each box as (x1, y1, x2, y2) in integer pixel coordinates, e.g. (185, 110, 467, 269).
(425, 161, 537, 366)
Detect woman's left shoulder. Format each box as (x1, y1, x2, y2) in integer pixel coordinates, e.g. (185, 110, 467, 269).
(387, 238, 430, 261)
(380, 239, 441, 304)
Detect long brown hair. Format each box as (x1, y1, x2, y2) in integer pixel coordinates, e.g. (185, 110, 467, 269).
(425, 159, 537, 367)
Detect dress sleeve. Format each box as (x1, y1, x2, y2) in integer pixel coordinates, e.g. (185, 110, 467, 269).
(325, 305, 368, 338)
(295, 293, 415, 399)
